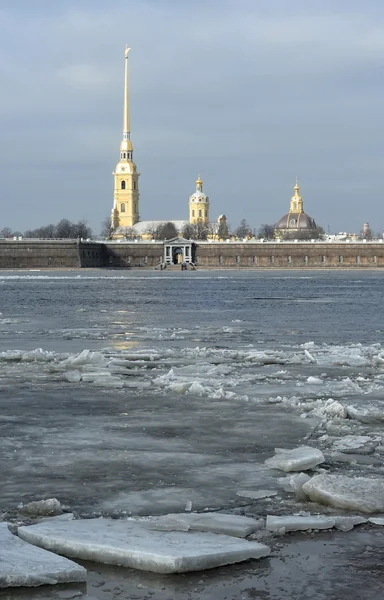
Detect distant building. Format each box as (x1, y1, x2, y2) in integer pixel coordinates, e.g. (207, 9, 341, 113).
(276, 179, 316, 234)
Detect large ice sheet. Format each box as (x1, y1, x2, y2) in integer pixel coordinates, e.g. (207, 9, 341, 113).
(302, 474, 384, 513)
(147, 512, 263, 537)
(18, 518, 270, 574)
(0, 523, 86, 589)
(265, 446, 325, 472)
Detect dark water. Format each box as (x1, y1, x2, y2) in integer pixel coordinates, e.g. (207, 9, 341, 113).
(1, 269, 384, 599)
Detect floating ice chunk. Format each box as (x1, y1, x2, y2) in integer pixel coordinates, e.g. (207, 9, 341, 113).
(288, 473, 311, 500)
(332, 436, 376, 454)
(168, 382, 192, 394)
(369, 517, 384, 526)
(64, 370, 82, 383)
(19, 498, 63, 518)
(265, 446, 325, 472)
(334, 516, 367, 531)
(314, 399, 347, 419)
(266, 515, 335, 533)
(61, 349, 107, 368)
(307, 376, 322, 384)
(149, 513, 263, 538)
(302, 474, 384, 513)
(347, 405, 384, 424)
(188, 382, 206, 396)
(304, 349, 317, 363)
(0, 523, 86, 588)
(18, 518, 270, 574)
(236, 490, 278, 500)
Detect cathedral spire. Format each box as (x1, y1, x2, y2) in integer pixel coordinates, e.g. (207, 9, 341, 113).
(123, 45, 130, 141)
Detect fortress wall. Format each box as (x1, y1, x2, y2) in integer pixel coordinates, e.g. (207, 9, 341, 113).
(196, 242, 384, 268)
(1, 240, 383, 269)
(0, 241, 104, 269)
(103, 242, 163, 267)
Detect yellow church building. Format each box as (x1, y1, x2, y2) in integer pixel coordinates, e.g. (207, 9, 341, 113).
(110, 48, 226, 240)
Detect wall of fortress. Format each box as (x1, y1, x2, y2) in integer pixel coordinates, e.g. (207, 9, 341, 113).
(0, 240, 383, 269)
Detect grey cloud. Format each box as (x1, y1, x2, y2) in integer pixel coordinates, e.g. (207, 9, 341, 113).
(0, 1, 383, 233)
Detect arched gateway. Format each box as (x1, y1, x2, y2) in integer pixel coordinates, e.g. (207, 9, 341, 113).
(164, 237, 196, 265)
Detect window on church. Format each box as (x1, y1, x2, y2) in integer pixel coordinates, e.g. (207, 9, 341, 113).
(121, 181, 126, 190)
(198, 210, 202, 218)
(121, 203, 126, 212)
(192, 210, 195, 217)
(133, 181, 136, 190)
(205, 209, 208, 217)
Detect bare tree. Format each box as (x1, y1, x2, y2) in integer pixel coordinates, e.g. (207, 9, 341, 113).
(121, 226, 137, 240)
(257, 224, 275, 239)
(234, 219, 251, 239)
(182, 223, 196, 239)
(191, 222, 208, 240)
(101, 216, 115, 240)
(145, 223, 163, 239)
(155, 222, 178, 240)
(0, 227, 13, 238)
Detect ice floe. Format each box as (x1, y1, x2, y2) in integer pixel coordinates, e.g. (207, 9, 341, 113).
(302, 474, 384, 513)
(266, 514, 335, 533)
(236, 490, 278, 501)
(265, 446, 325, 472)
(19, 498, 63, 518)
(0, 523, 86, 588)
(280, 473, 311, 500)
(146, 512, 263, 537)
(18, 518, 270, 574)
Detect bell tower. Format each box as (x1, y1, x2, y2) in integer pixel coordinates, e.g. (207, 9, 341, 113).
(189, 175, 209, 224)
(111, 46, 140, 229)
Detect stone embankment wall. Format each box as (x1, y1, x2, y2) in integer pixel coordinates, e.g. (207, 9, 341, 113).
(0, 241, 103, 269)
(0, 240, 383, 269)
(196, 242, 384, 268)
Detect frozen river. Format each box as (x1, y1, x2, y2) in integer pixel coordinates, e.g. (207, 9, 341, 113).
(1, 269, 384, 516)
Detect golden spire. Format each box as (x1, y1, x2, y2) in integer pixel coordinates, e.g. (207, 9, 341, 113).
(294, 176, 300, 195)
(123, 45, 130, 139)
(119, 45, 133, 156)
(196, 173, 203, 191)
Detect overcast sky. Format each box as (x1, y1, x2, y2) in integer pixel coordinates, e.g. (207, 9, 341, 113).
(1, 0, 384, 235)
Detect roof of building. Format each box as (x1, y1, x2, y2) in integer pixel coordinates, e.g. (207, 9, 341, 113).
(276, 212, 316, 230)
